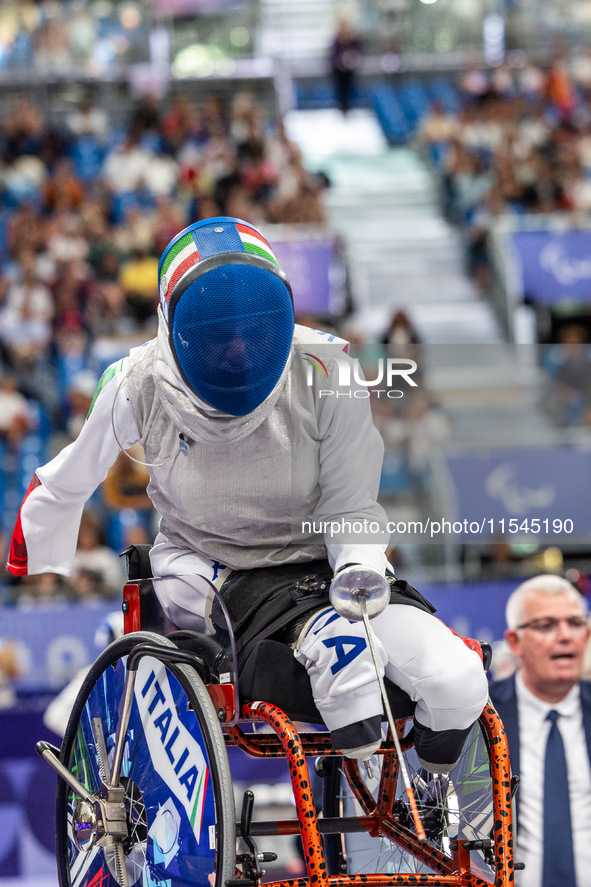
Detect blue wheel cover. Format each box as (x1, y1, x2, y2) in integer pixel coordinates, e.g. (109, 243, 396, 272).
(66, 656, 219, 887)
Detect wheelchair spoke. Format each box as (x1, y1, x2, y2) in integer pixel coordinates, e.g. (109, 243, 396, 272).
(69, 841, 101, 887)
(92, 717, 111, 787)
(329, 720, 496, 877)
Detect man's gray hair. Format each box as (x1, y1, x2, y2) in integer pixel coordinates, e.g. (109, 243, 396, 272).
(505, 574, 588, 630)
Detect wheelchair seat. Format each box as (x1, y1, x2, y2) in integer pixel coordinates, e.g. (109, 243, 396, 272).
(121, 543, 417, 724)
(168, 628, 416, 724)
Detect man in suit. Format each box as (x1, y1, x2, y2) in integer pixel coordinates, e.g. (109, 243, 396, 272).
(489, 574, 591, 887)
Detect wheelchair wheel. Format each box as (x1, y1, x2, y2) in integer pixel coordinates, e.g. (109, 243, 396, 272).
(322, 720, 495, 878)
(56, 631, 236, 887)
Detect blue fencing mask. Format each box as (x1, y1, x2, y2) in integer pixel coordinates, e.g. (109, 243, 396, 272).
(159, 217, 294, 417)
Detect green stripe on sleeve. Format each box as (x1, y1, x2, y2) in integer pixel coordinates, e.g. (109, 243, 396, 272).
(87, 359, 124, 419)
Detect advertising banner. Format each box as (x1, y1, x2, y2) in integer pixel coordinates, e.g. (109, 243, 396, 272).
(446, 449, 591, 539)
(512, 230, 591, 303)
(152, 0, 244, 13)
(272, 239, 338, 315)
(423, 580, 515, 646)
(0, 601, 116, 692)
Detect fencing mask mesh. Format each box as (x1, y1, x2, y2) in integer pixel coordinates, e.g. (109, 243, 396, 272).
(161, 218, 294, 416)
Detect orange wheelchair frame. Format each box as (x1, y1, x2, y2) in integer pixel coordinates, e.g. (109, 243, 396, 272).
(121, 578, 516, 887)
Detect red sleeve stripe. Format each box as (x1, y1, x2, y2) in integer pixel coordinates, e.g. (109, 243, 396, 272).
(7, 474, 42, 576)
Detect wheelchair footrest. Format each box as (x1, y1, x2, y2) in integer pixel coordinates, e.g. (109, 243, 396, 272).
(226, 880, 258, 886)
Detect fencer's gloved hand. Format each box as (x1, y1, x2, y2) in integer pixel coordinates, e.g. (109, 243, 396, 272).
(329, 563, 390, 621)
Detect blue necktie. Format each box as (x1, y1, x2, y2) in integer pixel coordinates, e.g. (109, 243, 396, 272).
(542, 709, 577, 887)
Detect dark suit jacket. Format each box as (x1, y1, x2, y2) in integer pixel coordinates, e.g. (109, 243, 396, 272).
(489, 674, 591, 825)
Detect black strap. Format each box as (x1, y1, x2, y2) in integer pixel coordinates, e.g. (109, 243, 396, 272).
(238, 589, 331, 666)
(121, 544, 154, 580)
(388, 578, 436, 614)
(213, 560, 333, 666)
(212, 562, 436, 670)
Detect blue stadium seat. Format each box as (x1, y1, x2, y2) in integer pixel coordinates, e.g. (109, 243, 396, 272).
(26, 402, 51, 444)
(56, 352, 88, 409)
(379, 451, 413, 494)
(295, 82, 336, 109)
(0, 431, 47, 535)
(429, 76, 461, 115)
(71, 135, 105, 183)
(19, 434, 48, 496)
(140, 132, 164, 154)
(0, 440, 6, 531)
(371, 84, 409, 144)
(112, 189, 155, 225)
(398, 79, 431, 133)
(0, 211, 9, 265)
(106, 507, 153, 553)
(104, 127, 127, 154)
(7, 32, 33, 68)
(428, 142, 449, 168)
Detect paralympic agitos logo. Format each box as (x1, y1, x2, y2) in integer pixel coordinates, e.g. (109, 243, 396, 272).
(302, 352, 418, 397)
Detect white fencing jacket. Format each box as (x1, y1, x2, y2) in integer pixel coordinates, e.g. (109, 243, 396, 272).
(7, 320, 389, 582)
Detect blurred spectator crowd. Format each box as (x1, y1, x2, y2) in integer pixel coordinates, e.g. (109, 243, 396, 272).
(413, 54, 591, 432)
(417, 53, 591, 293)
(10, 56, 591, 602)
(0, 89, 324, 402)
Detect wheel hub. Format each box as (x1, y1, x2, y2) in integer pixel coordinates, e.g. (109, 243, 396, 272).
(72, 800, 99, 852)
(106, 778, 148, 887)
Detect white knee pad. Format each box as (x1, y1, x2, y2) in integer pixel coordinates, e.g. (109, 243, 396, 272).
(293, 607, 387, 734)
(340, 739, 382, 761)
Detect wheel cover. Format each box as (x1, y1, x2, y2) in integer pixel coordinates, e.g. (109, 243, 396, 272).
(63, 654, 223, 887)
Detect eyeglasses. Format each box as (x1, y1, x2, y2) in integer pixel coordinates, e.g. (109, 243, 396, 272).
(517, 616, 589, 635)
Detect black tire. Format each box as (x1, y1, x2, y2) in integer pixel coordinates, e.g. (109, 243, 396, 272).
(56, 631, 236, 887)
(321, 720, 496, 878)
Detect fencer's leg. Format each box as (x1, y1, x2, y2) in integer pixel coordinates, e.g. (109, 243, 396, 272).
(411, 721, 472, 773)
(149, 534, 232, 632)
(371, 605, 489, 772)
(294, 607, 388, 759)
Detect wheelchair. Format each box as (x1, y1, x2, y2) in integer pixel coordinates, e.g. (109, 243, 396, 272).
(37, 547, 516, 887)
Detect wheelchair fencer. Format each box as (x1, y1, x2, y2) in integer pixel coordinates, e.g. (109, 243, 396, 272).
(36, 546, 517, 887)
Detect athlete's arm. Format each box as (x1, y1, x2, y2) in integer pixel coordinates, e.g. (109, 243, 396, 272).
(7, 358, 140, 577)
(316, 363, 390, 576)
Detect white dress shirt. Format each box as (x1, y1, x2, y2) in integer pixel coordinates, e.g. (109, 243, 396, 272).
(515, 671, 591, 887)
